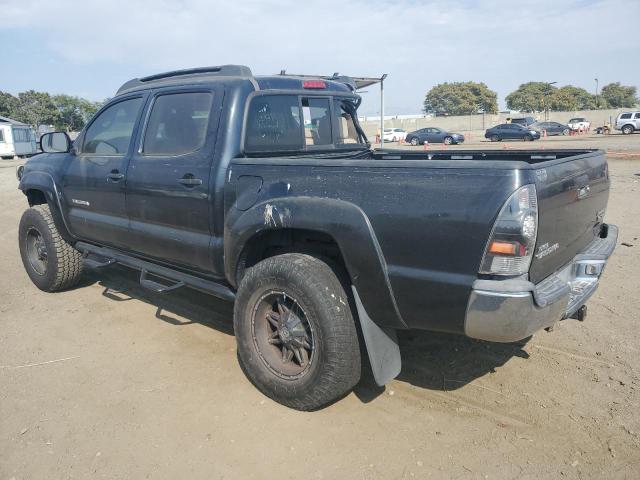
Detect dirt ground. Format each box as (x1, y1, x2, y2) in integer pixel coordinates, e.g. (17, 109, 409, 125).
(1, 144, 640, 479)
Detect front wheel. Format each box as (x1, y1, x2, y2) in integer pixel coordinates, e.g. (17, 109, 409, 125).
(562, 128, 570, 136)
(523, 134, 533, 141)
(490, 134, 500, 142)
(18, 204, 83, 292)
(622, 125, 634, 135)
(234, 253, 361, 410)
(443, 136, 453, 145)
(410, 137, 419, 146)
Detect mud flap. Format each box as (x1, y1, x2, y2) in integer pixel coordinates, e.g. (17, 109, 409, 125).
(352, 286, 401, 386)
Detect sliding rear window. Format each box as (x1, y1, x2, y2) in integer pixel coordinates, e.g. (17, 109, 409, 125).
(244, 95, 302, 152)
(244, 94, 364, 154)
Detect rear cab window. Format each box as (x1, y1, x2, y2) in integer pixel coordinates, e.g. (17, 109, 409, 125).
(244, 93, 366, 155)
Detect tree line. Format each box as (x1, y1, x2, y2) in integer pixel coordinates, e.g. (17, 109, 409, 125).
(424, 81, 638, 115)
(0, 90, 104, 132)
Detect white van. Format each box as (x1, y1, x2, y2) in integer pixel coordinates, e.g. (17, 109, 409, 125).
(0, 116, 38, 159)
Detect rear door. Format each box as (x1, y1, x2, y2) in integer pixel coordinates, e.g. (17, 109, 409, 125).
(634, 112, 640, 128)
(62, 95, 145, 248)
(124, 87, 222, 271)
(529, 151, 610, 283)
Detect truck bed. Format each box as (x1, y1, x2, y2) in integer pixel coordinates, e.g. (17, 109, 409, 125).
(231, 148, 609, 333)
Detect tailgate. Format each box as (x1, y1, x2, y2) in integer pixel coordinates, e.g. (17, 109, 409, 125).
(529, 151, 610, 284)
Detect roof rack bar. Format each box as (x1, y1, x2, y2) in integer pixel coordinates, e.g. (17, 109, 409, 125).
(116, 64, 253, 95)
(140, 65, 252, 82)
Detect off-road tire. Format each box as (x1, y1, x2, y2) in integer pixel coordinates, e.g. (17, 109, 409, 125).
(18, 204, 83, 292)
(234, 253, 361, 410)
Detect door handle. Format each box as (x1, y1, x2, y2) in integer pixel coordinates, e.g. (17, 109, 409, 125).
(178, 175, 203, 187)
(107, 171, 125, 181)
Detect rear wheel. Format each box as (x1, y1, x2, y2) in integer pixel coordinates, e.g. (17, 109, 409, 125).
(234, 253, 361, 410)
(622, 125, 634, 135)
(410, 137, 419, 146)
(18, 204, 83, 292)
(490, 134, 500, 142)
(443, 136, 453, 145)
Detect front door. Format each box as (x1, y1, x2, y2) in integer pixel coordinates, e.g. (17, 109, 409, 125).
(61, 95, 145, 248)
(125, 88, 221, 271)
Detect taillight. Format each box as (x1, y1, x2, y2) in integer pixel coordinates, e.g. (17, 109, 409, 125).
(480, 184, 538, 276)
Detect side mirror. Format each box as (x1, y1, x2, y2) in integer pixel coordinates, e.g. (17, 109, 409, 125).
(40, 132, 72, 153)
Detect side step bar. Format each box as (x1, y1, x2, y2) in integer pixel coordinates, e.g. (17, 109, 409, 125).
(76, 241, 235, 302)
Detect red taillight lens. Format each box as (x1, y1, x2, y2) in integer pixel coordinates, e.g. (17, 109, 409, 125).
(480, 184, 538, 276)
(302, 80, 326, 89)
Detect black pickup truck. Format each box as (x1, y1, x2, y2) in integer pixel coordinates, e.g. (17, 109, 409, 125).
(17, 65, 617, 410)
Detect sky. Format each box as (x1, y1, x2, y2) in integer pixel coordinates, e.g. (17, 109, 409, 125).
(1, 0, 639, 116)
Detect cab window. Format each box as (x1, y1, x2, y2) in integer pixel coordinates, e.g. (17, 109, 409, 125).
(334, 99, 360, 145)
(244, 94, 365, 154)
(83, 98, 143, 155)
(302, 98, 332, 146)
(143, 92, 213, 156)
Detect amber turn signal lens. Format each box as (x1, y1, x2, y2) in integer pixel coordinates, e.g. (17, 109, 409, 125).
(488, 241, 517, 255)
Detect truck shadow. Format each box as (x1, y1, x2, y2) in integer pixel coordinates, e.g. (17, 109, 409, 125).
(353, 331, 530, 403)
(79, 266, 530, 404)
(81, 265, 235, 336)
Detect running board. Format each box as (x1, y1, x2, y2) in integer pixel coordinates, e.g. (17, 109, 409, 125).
(75, 241, 235, 302)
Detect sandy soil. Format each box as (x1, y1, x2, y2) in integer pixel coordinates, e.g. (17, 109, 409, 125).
(1, 153, 639, 479)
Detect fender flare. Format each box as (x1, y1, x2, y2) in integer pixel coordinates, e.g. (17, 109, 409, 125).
(225, 196, 407, 330)
(19, 171, 76, 243)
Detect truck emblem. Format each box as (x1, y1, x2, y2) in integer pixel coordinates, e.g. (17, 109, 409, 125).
(535, 242, 559, 259)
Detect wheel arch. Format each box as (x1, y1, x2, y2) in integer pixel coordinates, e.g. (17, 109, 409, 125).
(19, 172, 75, 244)
(225, 197, 407, 330)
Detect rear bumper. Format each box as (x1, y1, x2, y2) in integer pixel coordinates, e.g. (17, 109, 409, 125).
(464, 224, 618, 342)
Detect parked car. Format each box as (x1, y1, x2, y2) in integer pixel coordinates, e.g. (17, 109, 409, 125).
(485, 123, 541, 141)
(405, 127, 464, 145)
(615, 111, 640, 135)
(508, 117, 536, 127)
(531, 121, 571, 136)
(382, 128, 406, 142)
(18, 65, 617, 410)
(567, 117, 590, 131)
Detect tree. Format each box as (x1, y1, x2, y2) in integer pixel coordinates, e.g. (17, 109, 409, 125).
(549, 86, 599, 111)
(505, 82, 556, 112)
(0, 91, 20, 118)
(600, 82, 638, 108)
(14, 90, 60, 130)
(53, 94, 102, 131)
(423, 82, 498, 115)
